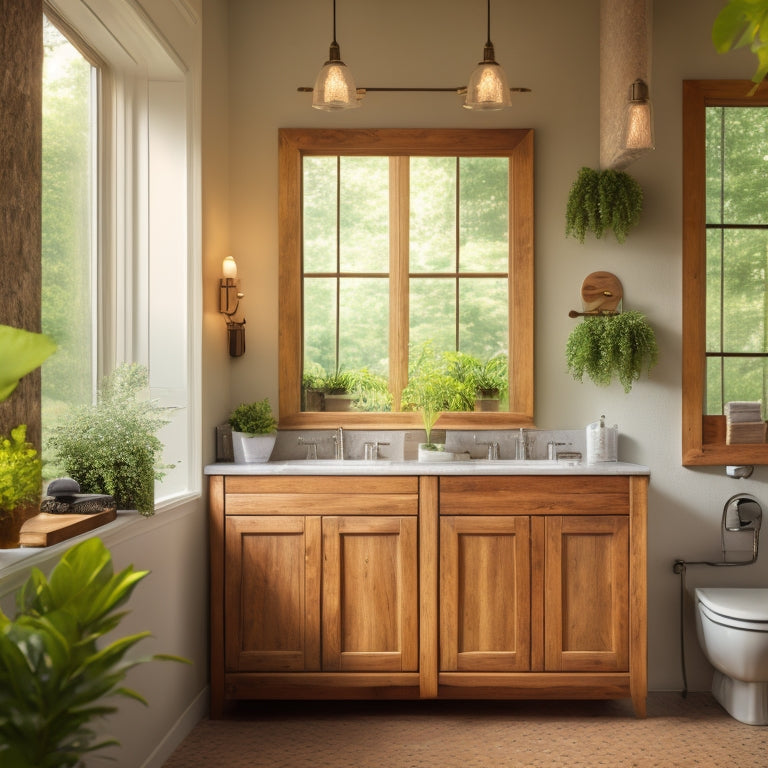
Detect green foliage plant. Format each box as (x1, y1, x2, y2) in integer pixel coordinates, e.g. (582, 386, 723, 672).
(0, 537, 187, 768)
(228, 398, 278, 435)
(321, 369, 356, 395)
(0, 325, 56, 403)
(713, 0, 768, 91)
(473, 353, 509, 398)
(565, 311, 659, 393)
(46, 364, 173, 517)
(565, 167, 643, 244)
(401, 344, 475, 446)
(0, 425, 42, 521)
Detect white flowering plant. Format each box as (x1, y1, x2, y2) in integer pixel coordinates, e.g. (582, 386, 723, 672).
(46, 364, 173, 516)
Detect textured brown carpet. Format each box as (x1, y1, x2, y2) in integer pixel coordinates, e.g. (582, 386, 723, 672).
(162, 693, 768, 767)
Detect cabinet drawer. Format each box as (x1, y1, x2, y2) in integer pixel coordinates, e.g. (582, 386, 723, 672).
(224, 475, 419, 516)
(439, 476, 630, 516)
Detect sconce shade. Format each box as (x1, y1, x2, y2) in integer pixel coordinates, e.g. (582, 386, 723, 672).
(222, 255, 238, 279)
(623, 79, 655, 150)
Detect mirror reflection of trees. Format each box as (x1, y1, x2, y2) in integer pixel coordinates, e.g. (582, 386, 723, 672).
(705, 106, 768, 417)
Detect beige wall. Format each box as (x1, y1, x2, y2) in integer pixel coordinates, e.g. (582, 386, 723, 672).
(208, 0, 768, 694)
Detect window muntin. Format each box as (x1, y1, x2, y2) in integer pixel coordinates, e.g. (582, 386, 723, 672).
(279, 128, 534, 429)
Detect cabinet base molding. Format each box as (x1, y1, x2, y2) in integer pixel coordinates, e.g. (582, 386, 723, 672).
(225, 672, 421, 700)
(438, 672, 630, 698)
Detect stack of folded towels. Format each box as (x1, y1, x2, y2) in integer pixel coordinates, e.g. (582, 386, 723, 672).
(725, 401, 767, 444)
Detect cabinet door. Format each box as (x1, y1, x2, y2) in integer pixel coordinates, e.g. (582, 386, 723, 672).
(322, 516, 418, 672)
(544, 515, 629, 672)
(440, 516, 531, 672)
(225, 515, 321, 672)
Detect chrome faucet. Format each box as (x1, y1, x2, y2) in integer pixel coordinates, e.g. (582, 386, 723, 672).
(516, 428, 529, 460)
(474, 434, 500, 460)
(333, 426, 344, 460)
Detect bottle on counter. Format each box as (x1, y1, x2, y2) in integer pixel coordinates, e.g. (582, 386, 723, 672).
(586, 415, 618, 464)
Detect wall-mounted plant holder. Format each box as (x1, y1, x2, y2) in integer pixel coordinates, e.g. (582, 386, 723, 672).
(568, 271, 623, 318)
(566, 271, 658, 393)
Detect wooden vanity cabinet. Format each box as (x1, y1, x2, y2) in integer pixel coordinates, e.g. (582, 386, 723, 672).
(210, 475, 420, 715)
(437, 475, 646, 716)
(210, 472, 648, 718)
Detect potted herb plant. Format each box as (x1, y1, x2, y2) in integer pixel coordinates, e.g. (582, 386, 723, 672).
(401, 345, 475, 460)
(302, 365, 326, 412)
(0, 425, 42, 548)
(472, 353, 509, 411)
(566, 310, 658, 393)
(228, 397, 278, 463)
(0, 537, 187, 767)
(565, 167, 643, 244)
(321, 369, 357, 412)
(46, 363, 173, 516)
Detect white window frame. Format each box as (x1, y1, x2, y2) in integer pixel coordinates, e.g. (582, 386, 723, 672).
(44, 0, 201, 508)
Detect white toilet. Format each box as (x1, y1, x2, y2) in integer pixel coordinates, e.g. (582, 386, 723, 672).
(695, 587, 768, 725)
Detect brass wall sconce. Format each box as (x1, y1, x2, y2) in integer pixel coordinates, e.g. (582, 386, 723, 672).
(219, 256, 246, 357)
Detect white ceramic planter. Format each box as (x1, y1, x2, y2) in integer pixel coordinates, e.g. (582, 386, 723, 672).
(417, 443, 454, 462)
(232, 432, 277, 464)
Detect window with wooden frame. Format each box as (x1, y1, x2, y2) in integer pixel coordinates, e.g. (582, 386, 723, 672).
(683, 80, 768, 465)
(278, 129, 534, 430)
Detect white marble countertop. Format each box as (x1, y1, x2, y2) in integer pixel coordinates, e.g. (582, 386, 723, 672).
(204, 460, 650, 477)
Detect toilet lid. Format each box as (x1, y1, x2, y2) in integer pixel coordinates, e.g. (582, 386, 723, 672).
(696, 588, 768, 621)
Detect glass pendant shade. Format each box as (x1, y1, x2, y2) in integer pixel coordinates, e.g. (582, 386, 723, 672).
(464, 55, 513, 110)
(312, 43, 359, 110)
(623, 79, 655, 150)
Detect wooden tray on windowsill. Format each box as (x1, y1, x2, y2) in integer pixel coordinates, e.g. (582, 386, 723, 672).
(19, 509, 117, 548)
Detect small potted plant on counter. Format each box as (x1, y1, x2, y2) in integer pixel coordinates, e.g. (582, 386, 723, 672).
(228, 397, 278, 463)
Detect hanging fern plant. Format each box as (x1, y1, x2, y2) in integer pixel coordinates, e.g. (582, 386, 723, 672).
(566, 310, 658, 393)
(565, 167, 643, 244)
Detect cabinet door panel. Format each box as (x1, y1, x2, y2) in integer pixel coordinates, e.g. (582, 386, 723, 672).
(545, 516, 629, 672)
(225, 516, 321, 672)
(440, 516, 530, 672)
(322, 516, 418, 672)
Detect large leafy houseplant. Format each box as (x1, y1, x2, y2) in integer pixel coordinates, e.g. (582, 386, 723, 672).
(565, 167, 643, 244)
(566, 311, 659, 393)
(46, 364, 173, 516)
(0, 425, 42, 548)
(0, 537, 185, 768)
(713, 0, 768, 91)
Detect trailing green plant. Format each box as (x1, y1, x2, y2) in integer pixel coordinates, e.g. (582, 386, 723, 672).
(228, 398, 278, 435)
(565, 311, 659, 393)
(0, 537, 187, 768)
(401, 344, 475, 445)
(347, 368, 393, 412)
(0, 425, 42, 520)
(46, 363, 173, 517)
(565, 167, 643, 244)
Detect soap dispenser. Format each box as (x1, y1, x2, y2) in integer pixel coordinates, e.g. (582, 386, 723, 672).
(586, 415, 618, 464)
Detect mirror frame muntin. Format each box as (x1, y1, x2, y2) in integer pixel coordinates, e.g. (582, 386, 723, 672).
(278, 128, 534, 430)
(682, 79, 768, 465)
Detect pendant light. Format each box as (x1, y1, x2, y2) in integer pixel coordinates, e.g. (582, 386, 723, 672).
(464, 0, 513, 110)
(312, 0, 359, 111)
(623, 79, 655, 150)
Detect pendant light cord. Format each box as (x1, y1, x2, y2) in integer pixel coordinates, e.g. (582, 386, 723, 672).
(485, 0, 492, 46)
(332, 0, 338, 46)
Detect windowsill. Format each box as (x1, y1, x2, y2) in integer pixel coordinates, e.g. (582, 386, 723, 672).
(0, 490, 201, 594)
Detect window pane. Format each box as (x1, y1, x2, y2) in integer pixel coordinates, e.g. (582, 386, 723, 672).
(304, 156, 337, 273)
(721, 230, 768, 354)
(722, 107, 768, 225)
(459, 277, 508, 359)
(410, 278, 456, 352)
(41, 16, 96, 455)
(705, 228, 722, 353)
(339, 157, 389, 273)
(339, 278, 389, 374)
(410, 157, 455, 273)
(459, 157, 508, 273)
(304, 277, 337, 375)
(719, 357, 768, 418)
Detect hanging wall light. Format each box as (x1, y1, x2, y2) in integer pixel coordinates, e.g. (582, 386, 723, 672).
(623, 78, 655, 150)
(312, 0, 360, 110)
(464, 0, 513, 110)
(219, 256, 246, 357)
